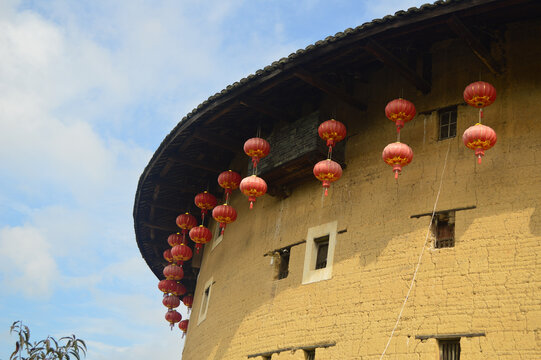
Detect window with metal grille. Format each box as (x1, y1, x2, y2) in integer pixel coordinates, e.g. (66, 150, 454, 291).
(277, 249, 290, 280)
(433, 211, 455, 248)
(438, 107, 457, 140)
(314, 235, 329, 269)
(304, 349, 315, 360)
(438, 338, 460, 360)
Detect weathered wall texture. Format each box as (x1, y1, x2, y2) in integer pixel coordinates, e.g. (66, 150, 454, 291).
(182, 19, 541, 360)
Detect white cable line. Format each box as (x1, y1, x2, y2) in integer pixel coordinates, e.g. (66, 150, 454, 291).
(378, 141, 452, 359)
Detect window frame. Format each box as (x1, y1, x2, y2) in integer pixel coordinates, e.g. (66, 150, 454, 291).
(210, 220, 223, 251)
(276, 249, 290, 280)
(433, 211, 456, 249)
(197, 277, 214, 325)
(302, 221, 338, 285)
(438, 338, 461, 360)
(438, 106, 458, 141)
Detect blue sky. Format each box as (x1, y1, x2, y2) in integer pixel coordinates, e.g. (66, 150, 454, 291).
(0, 0, 428, 358)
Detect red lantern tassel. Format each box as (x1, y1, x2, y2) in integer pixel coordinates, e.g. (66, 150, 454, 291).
(196, 244, 201, 254)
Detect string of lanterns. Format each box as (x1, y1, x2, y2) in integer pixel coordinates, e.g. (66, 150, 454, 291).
(156, 80, 498, 339)
(240, 136, 269, 209)
(313, 119, 346, 196)
(462, 81, 497, 163)
(382, 98, 415, 179)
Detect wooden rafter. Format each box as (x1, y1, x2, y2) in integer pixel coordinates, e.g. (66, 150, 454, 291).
(239, 97, 291, 123)
(192, 130, 243, 153)
(203, 101, 238, 125)
(446, 15, 502, 75)
(150, 202, 183, 213)
(168, 155, 222, 173)
(153, 178, 204, 193)
(293, 68, 366, 111)
(142, 222, 178, 233)
(363, 39, 431, 94)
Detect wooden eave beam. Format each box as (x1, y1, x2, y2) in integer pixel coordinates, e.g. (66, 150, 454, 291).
(363, 39, 431, 94)
(153, 179, 203, 193)
(203, 101, 238, 125)
(192, 130, 242, 153)
(239, 97, 291, 123)
(446, 15, 502, 75)
(142, 222, 178, 233)
(293, 68, 366, 111)
(168, 155, 222, 173)
(150, 202, 183, 213)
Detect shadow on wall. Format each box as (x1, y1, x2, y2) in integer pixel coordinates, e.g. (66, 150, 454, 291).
(530, 206, 541, 236)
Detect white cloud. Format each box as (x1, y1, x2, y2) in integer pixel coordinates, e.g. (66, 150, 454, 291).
(0, 226, 59, 297)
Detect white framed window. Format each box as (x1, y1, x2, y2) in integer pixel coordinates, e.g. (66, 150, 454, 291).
(302, 221, 337, 285)
(211, 220, 223, 251)
(197, 277, 213, 325)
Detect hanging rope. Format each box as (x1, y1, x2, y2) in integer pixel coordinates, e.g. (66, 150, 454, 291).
(377, 140, 451, 360)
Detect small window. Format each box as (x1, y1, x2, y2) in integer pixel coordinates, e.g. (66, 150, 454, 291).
(438, 338, 460, 360)
(438, 107, 457, 140)
(197, 277, 213, 325)
(433, 211, 455, 249)
(314, 236, 329, 269)
(304, 349, 315, 360)
(211, 221, 223, 251)
(277, 249, 290, 280)
(302, 221, 337, 285)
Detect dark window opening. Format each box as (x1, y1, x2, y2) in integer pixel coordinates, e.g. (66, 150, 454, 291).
(439, 338, 460, 360)
(438, 107, 457, 140)
(277, 249, 290, 280)
(433, 211, 455, 249)
(314, 235, 329, 269)
(201, 285, 210, 311)
(304, 349, 315, 360)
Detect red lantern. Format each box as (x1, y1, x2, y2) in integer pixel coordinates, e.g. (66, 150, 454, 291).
(165, 309, 182, 329)
(158, 279, 177, 294)
(218, 170, 242, 203)
(382, 142, 414, 179)
(167, 233, 183, 247)
(189, 225, 212, 253)
(182, 294, 194, 312)
(464, 81, 497, 109)
(318, 119, 347, 150)
(171, 282, 187, 297)
(244, 137, 270, 169)
(212, 204, 237, 235)
(385, 98, 416, 133)
(162, 294, 180, 309)
(176, 213, 197, 242)
(194, 191, 217, 221)
(178, 319, 189, 338)
(463, 123, 497, 164)
(239, 175, 267, 209)
(163, 249, 173, 263)
(171, 242, 192, 266)
(163, 263, 184, 281)
(313, 159, 342, 196)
